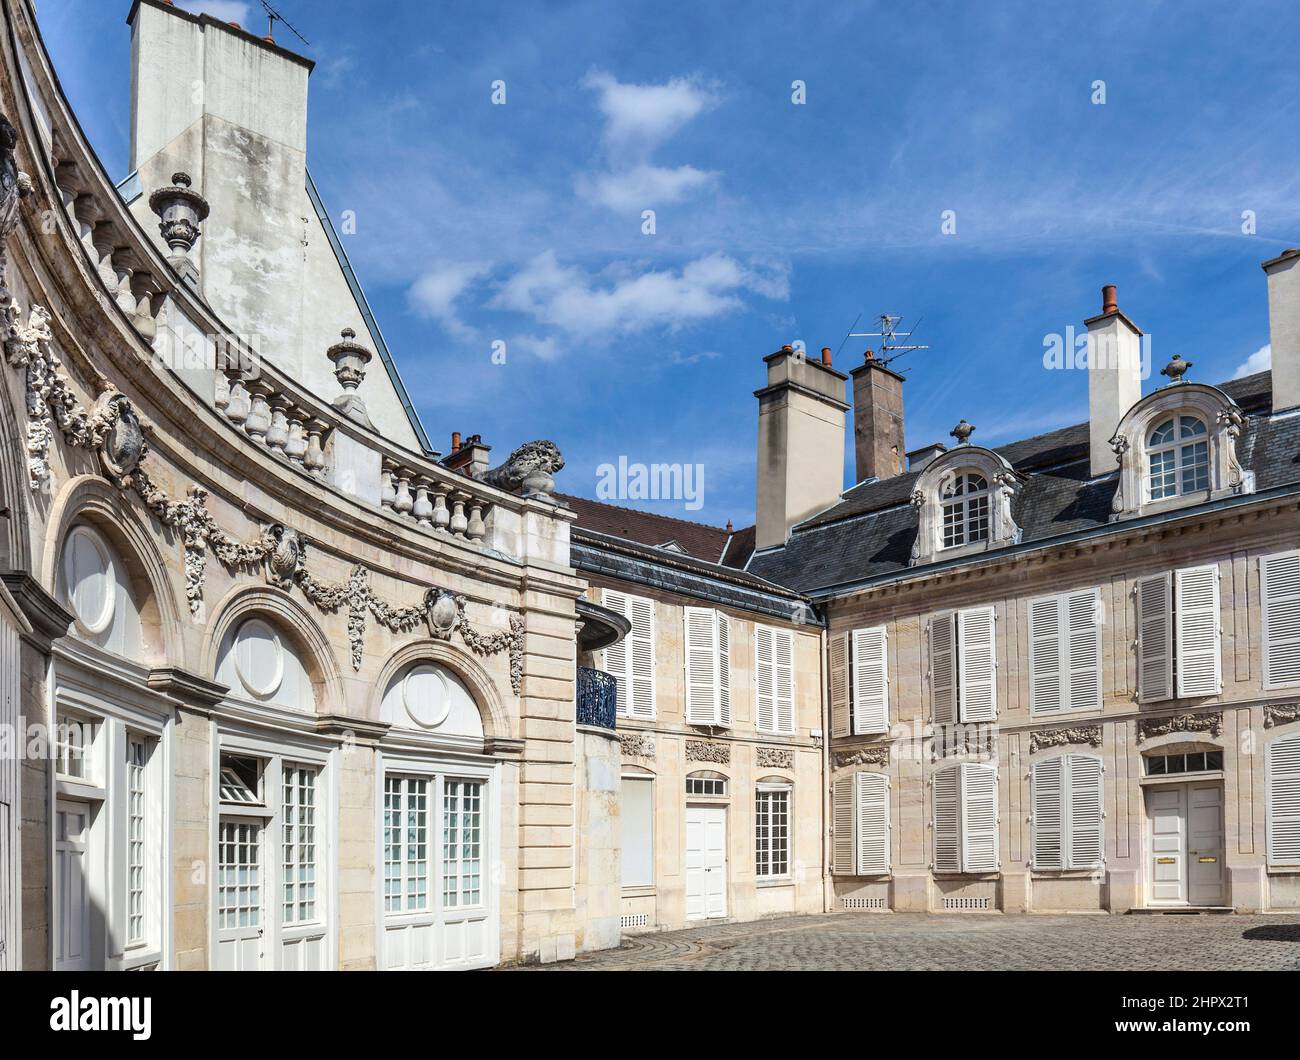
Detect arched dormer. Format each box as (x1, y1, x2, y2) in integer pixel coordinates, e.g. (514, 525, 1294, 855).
(1108, 380, 1254, 521)
(910, 446, 1022, 566)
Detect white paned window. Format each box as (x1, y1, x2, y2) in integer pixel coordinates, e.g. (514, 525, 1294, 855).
(685, 773, 727, 797)
(54, 714, 94, 780)
(602, 589, 656, 720)
(443, 779, 484, 908)
(281, 765, 318, 924)
(755, 625, 795, 735)
(621, 776, 654, 887)
(1267, 733, 1300, 866)
(383, 776, 429, 913)
(1146, 415, 1209, 500)
(1261, 550, 1300, 689)
(941, 473, 990, 549)
(831, 772, 889, 876)
(218, 820, 261, 930)
(1031, 754, 1104, 871)
(126, 737, 148, 945)
(683, 607, 731, 727)
(932, 762, 998, 874)
(219, 756, 262, 805)
(1028, 588, 1102, 715)
(1137, 565, 1221, 701)
(755, 785, 791, 879)
(930, 608, 998, 723)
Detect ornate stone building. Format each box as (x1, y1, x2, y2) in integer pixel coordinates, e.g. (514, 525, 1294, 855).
(4, 0, 1300, 974)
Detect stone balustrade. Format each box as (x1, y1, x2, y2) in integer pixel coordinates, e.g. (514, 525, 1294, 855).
(380, 457, 491, 543)
(214, 369, 331, 478)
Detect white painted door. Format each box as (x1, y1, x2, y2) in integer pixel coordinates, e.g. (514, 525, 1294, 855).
(216, 818, 265, 970)
(54, 801, 92, 970)
(1147, 786, 1187, 905)
(1187, 783, 1226, 906)
(685, 805, 727, 921)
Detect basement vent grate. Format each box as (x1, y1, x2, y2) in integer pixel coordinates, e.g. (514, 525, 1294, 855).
(841, 896, 887, 910)
(942, 896, 992, 910)
(620, 914, 650, 928)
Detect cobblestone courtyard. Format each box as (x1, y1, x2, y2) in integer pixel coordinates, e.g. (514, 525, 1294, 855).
(521, 913, 1300, 971)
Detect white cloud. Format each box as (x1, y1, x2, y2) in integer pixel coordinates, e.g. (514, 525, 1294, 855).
(578, 164, 716, 211)
(407, 261, 490, 340)
(670, 349, 722, 366)
(583, 71, 718, 158)
(491, 251, 788, 339)
(1233, 343, 1271, 379)
(510, 334, 562, 362)
(177, 1, 252, 23)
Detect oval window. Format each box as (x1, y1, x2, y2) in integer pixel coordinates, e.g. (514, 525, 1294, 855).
(402, 664, 451, 729)
(234, 619, 284, 699)
(63, 526, 116, 635)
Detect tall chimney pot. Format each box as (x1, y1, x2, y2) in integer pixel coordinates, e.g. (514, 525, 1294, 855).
(820, 347, 833, 366)
(1102, 284, 1118, 315)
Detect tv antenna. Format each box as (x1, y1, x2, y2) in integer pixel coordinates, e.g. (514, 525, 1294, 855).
(260, 0, 310, 46)
(846, 312, 929, 370)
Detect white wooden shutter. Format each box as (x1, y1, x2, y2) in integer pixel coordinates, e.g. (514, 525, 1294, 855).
(855, 772, 890, 875)
(957, 606, 997, 722)
(601, 588, 632, 714)
(832, 774, 855, 875)
(851, 626, 889, 734)
(960, 762, 999, 873)
(1028, 595, 1063, 715)
(932, 765, 960, 873)
(1031, 756, 1064, 870)
(930, 612, 957, 725)
(829, 632, 850, 738)
(1066, 753, 1104, 868)
(773, 627, 795, 734)
(1261, 551, 1300, 689)
(1136, 573, 1173, 703)
(684, 606, 720, 725)
(717, 613, 731, 727)
(1066, 588, 1103, 712)
(604, 589, 656, 720)
(1175, 564, 1220, 698)
(755, 625, 775, 733)
(1267, 734, 1300, 866)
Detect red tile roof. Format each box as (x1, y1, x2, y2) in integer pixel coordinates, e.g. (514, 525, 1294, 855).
(556, 493, 752, 567)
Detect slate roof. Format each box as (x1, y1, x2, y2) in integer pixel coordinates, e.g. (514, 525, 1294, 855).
(746, 371, 1299, 596)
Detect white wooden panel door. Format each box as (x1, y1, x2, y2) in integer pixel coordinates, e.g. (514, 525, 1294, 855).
(685, 805, 727, 921)
(54, 801, 92, 971)
(1187, 783, 1225, 906)
(1146, 787, 1187, 905)
(216, 818, 265, 970)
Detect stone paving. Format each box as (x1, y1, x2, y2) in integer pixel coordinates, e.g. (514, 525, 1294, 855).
(520, 912, 1300, 971)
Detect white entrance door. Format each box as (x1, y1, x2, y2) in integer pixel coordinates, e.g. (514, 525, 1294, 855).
(685, 805, 727, 921)
(1187, 783, 1226, 906)
(216, 818, 265, 970)
(1146, 782, 1225, 906)
(54, 801, 92, 970)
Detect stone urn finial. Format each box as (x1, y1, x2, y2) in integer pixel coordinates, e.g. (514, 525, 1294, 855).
(1160, 354, 1192, 384)
(326, 327, 375, 428)
(950, 419, 975, 445)
(148, 171, 209, 283)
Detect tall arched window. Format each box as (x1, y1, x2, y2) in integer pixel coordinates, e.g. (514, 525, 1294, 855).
(941, 473, 990, 549)
(1147, 415, 1208, 500)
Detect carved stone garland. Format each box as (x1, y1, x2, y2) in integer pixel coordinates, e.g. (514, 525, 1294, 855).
(1263, 704, 1300, 729)
(0, 277, 524, 688)
(684, 739, 730, 765)
(1135, 711, 1223, 743)
(833, 745, 891, 769)
(755, 747, 793, 769)
(1028, 724, 1103, 754)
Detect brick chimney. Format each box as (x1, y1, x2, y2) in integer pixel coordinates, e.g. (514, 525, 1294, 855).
(1262, 248, 1300, 412)
(1084, 284, 1144, 477)
(755, 344, 848, 550)
(849, 349, 905, 483)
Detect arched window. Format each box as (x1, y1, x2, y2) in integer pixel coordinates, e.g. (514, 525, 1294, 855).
(685, 771, 728, 797)
(1147, 415, 1208, 500)
(58, 523, 143, 657)
(216, 616, 315, 713)
(941, 472, 990, 549)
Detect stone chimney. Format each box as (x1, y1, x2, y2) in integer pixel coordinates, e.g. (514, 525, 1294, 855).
(907, 442, 946, 473)
(849, 349, 905, 484)
(755, 344, 848, 551)
(1262, 248, 1300, 412)
(1084, 284, 1144, 477)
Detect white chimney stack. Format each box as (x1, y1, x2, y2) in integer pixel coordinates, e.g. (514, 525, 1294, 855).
(1085, 284, 1144, 477)
(1262, 248, 1300, 413)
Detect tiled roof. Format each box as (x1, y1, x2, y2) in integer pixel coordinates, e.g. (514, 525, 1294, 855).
(556, 493, 732, 562)
(748, 372, 1299, 595)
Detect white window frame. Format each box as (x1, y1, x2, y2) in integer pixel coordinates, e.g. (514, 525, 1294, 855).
(384, 774, 431, 914)
(754, 782, 792, 881)
(940, 472, 991, 549)
(281, 763, 320, 926)
(1145, 414, 1209, 501)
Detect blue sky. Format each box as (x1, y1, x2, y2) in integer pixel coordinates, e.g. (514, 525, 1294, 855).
(37, 0, 1300, 528)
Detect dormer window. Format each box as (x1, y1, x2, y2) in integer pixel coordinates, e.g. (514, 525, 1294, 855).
(941, 473, 990, 549)
(1147, 416, 1208, 500)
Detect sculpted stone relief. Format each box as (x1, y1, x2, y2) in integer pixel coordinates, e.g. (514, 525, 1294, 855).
(1135, 711, 1223, 743)
(1028, 724, 1103, 754)
(0, 123, 524, 689)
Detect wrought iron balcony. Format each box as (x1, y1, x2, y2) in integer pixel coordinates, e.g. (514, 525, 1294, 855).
(576, 666, 617, 730)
